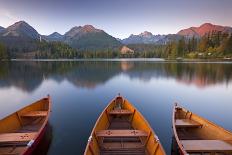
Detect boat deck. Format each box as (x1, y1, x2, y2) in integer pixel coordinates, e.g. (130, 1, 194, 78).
(0, 116, 45, 154)
(100, 117, 147, 155)
(174, 106, 232, 154)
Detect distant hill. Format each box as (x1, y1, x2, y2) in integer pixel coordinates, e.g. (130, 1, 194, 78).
(121, 23, 232, 44)
(0, 21, 39, 39)
(121, 31, 167, 44)
(0, 21, 232, 59)
(0, 21, 40, 55)
(44, 32, 63, 41)
(0, 26, 5, 33)
(0, 21, 122, 55)
(63, 25, 121, 50)
(177, 23, 232, 37)
(121, 31, 183, 45)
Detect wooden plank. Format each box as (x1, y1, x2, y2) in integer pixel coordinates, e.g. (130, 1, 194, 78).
(175, 119, 202, 128)
(181, 140, 232, 152)
(0, 132, 37, 143)
(108, 109, 133, 115)
(96, 130, 148, 137)
(21, 111, 47, 117)
(101, 142, 144, 149)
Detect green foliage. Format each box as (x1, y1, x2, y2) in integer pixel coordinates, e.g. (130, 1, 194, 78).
(68, 32, 121, 51)
(164, 32, 232, 59)
(1, 31, 232, 59)
(218, 35, 232, 56)
(35, 41, 78, 59)
(0, 43, 8, 60)
(177, 37, 185, 57)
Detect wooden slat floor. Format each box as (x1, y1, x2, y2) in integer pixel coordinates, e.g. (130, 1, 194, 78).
(0, 118, 44, 155)
(100, 117, 146, 155)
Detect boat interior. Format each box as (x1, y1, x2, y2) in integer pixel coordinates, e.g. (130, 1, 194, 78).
(174, 106, 232, 155)
(0, 98, 49, 155)
(86, 96, 164, 155)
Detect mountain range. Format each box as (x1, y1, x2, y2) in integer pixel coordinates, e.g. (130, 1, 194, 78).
(0, 21, 122, 51)
(62, 25, 121, 50)
(0, 21, 232, 51)
(121, 23, 232, 44)
(0, 26, 5, 33)
(43, 32, 63, 41)
(177, 23, 232, 37)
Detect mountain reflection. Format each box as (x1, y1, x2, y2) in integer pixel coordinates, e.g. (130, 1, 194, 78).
(0, 61, 231, 92)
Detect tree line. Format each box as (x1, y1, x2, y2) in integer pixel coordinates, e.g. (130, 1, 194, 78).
(0, 31, 232, 60)
(164, 31, 232, 59)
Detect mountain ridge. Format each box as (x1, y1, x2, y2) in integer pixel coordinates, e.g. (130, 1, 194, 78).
(1, 21, 40, 39)
(0, 26, 5, 33)
(1, 21, 232, 50)
(177, 23, 232, 37)
(44, 32, 63, 41)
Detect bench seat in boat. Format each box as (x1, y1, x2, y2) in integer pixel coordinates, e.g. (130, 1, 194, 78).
(108, 109, 133, 115)
(175, 119, 202, 128)
(0, 132, 37, 143)
(96, 130, 148, 137)
(21, 111, 48, 117)
(181, 140, 232, 152)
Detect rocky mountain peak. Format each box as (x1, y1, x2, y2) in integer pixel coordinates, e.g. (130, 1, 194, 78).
(82, 25, 102, 33)
(3, 21, 39, 39)
(139, 31, 153, 37)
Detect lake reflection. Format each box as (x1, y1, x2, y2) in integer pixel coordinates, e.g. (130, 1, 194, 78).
(0, 61, 232, 154)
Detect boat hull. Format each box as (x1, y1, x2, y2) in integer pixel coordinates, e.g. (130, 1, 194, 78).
(23, 123, 47, 155)
(84, 95, 166, 155)
(0, 96, 51, 155)
(172, 104, 232, 154)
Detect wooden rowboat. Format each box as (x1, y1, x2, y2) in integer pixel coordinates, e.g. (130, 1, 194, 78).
(0, 95, 51, 155)
(84, 95, 166, 155)
(172, 104, 232, 155)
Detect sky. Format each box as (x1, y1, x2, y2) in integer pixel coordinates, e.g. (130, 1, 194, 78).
(0, 0, 232, 39)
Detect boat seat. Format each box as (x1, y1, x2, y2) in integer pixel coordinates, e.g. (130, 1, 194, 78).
(101, 142, 145, 149)
(181, 140, 232, 152)
(96, 130, 148, 137)
(108, 109, 133, 115)
(21, 111, 47, 117)
(0, 132, 37, 143)
(175, 119, 202, 128)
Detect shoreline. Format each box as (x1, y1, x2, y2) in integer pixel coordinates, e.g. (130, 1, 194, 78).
(0, 58, 231, 63)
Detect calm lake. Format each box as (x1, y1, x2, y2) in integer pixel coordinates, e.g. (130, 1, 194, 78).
(0, 60, 232, 155)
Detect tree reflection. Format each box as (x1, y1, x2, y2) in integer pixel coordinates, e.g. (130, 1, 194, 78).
(0, 61, 231, 92)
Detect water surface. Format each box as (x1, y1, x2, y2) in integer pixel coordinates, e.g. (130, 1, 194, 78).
(0, 61, 231, 154)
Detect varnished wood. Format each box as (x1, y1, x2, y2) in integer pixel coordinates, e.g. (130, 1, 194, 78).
(0, 132, 37, 143)
(84, 95, 166, 155)
(21, 111, 48, 117)
(0, 96, 51, 155)
(172, 104, 232, 154)
(175, 119, 202, 128)
(108, 109, 133, 115)
(96, 130, 148, 137)
(181, 140, 232, 152)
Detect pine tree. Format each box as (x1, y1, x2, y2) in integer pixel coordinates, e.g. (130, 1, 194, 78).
(177, 38, 185, 57)
(0, 43, 8, 60)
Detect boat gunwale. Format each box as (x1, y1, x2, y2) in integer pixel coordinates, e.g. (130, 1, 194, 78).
(84, 95, 166, 155)
(84, 95, 117, 155)
(19, 95, 52, 154)
(123, 98, 166, 154)
(172, 103, 232, 155)
(172, 103, 188, 155)
(13, 95, 51, 155)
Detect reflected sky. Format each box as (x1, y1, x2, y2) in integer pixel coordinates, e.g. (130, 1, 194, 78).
(0, 61, 232, 154)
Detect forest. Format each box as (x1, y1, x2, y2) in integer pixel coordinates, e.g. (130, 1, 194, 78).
(0, 32, 232, 60)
